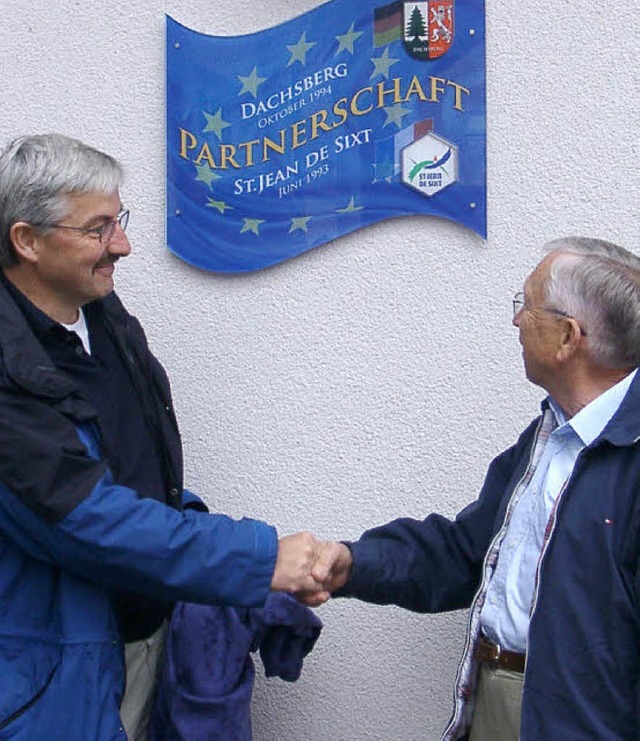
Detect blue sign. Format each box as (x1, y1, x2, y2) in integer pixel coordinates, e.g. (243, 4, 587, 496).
(166, 0, 486, 272)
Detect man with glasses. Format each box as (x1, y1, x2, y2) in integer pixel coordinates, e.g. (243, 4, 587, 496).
(0, 134, 325, 740)
(309, 238, 640, 740)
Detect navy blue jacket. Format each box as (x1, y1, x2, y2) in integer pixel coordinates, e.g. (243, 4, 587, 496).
(149, 593, 322, 740)
(342, 373, 640, 739)
(0, 281, 277, 740)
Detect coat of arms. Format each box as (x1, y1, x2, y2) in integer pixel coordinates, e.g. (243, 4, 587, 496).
(403, 1, 454, 60)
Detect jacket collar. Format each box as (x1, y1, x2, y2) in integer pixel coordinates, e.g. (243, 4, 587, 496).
(541, 371, 640, 449)
(0, 272, 120, 410)
(598, 370, 640, 447)
(0, 273, 78, 400)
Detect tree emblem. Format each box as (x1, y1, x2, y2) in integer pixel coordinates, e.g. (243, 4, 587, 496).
(403, 1, 455, 60)
(406, 5, 427, 41)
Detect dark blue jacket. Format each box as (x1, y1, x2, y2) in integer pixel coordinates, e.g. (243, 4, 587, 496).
(149, 593, 322, 741)
(341, 373, 640, 740)
(0, 281, 277, 740)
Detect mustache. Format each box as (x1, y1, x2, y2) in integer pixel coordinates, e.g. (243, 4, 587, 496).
(94, 255, 119, 270)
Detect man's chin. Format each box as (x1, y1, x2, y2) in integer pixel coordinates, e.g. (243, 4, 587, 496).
(522, 362, 537, 386)
(88, 276, 115, 301)
(524, 370, 544, 389)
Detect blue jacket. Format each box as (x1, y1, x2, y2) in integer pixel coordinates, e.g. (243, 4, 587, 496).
(149, 593, 322, 740)
(0, 282, 278, 740)
(342, 372, 640, 740)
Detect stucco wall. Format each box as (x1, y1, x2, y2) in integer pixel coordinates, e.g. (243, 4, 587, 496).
(1, 0, 637, 738)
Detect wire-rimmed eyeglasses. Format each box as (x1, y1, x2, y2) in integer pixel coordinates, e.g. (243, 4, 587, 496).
(512, 291, 527, 318)
(37, 209, 130, 245)
(512, 291, 587, 336)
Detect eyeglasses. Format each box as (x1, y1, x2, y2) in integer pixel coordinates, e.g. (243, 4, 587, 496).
(512, 292, 527, 318)
(37, 209, 130, 245)
(512, 291, 587, 335)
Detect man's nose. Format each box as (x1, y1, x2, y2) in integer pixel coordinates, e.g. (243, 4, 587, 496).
(107, 225, 131, 256)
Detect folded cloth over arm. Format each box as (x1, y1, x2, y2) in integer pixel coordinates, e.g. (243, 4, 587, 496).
(244, 590, 323, 681)
(148, 593, 322, 740)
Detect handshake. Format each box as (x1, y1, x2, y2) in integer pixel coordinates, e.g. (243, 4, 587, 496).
(270, 532, 353, 606)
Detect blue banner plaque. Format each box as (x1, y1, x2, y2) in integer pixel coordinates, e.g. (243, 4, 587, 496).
(166, 0, 486, 272)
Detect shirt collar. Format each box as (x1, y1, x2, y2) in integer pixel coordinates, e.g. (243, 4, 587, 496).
(0, 270, 102, 343)
(0, 270, 60, 339)
(548, 369, 637, 446)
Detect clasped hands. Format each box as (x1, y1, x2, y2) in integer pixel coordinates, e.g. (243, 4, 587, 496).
(270, 532, 352, 606)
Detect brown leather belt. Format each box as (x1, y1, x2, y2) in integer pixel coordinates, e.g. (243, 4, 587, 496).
(476, 636, 526, 674)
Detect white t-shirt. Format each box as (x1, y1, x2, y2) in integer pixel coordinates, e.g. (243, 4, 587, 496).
(61, 309, 91, 355)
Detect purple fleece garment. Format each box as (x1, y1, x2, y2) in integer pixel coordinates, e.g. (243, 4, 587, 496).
(148, 593, 322, 741)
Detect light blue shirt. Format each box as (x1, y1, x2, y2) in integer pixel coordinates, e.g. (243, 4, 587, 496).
(480, 370, 637, 652)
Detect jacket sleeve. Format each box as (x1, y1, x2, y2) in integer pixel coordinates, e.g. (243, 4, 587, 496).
(182, 488, 209, 513)
(0, 390, 109, 523)
(339, 421, 539, 613)
(0, 400, 277, 607)
(0, 466, 278, 607)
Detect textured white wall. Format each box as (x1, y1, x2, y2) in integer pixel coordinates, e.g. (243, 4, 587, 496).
(1, 0, 638, 738)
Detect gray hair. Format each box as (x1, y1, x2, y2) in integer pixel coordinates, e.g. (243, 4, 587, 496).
(0, 133, 124, 266)
(544, 237, 640, 369)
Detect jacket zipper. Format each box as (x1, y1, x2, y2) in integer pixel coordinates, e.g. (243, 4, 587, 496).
(0, 664, 57, 731)
(441, 414, 546, 740)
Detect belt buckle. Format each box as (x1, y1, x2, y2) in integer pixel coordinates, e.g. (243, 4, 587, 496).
(491, 642, 501, 665)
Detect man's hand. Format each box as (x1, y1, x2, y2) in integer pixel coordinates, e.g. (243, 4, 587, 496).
(297, 541, 353, 607)
(271, 532, 326, 594)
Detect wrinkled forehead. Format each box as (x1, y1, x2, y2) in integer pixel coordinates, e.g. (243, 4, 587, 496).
(524, 255, 555, 299)
(59, 190, 122, 220)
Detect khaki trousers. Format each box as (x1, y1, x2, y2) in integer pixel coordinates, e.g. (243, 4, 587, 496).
(468, 663, 524, 741)
(119, 621, 167, 741)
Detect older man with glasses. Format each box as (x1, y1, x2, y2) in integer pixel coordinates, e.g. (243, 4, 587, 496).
(309, 237, 640, 740)
(0, 133, 326, 740)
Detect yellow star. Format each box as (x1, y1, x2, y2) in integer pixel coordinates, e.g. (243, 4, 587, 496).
(240, 218, 265, 235)
(195, 163, 221, 189)
(206, 198, 233, 214)
(238, 66, 267, 98)
(287, 32, 316, 66)
(202, 108, 231, 139)
(289, 216, 311, 233)
(335, 23, 363, 56)
(370, 47, 400, 80)
(383, 104, 412, 129)
(336, 197, 364, 213)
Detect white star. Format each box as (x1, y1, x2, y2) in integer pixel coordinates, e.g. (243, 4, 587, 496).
(336, 197, 364, 213)
(383, 104, 412, 129)
(238, 66, 267, 98)
(240, 218, 265, 235)
(370, 47, 400, 80)
(287, 32, 316, 66)
(202, 109, 231, 139)
(289, 216, 312, 233)
(335, 23, 363, 56)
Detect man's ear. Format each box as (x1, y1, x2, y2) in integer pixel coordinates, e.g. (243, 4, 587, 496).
(556, 317, 583, 363)
(9, 222, 40, 264)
